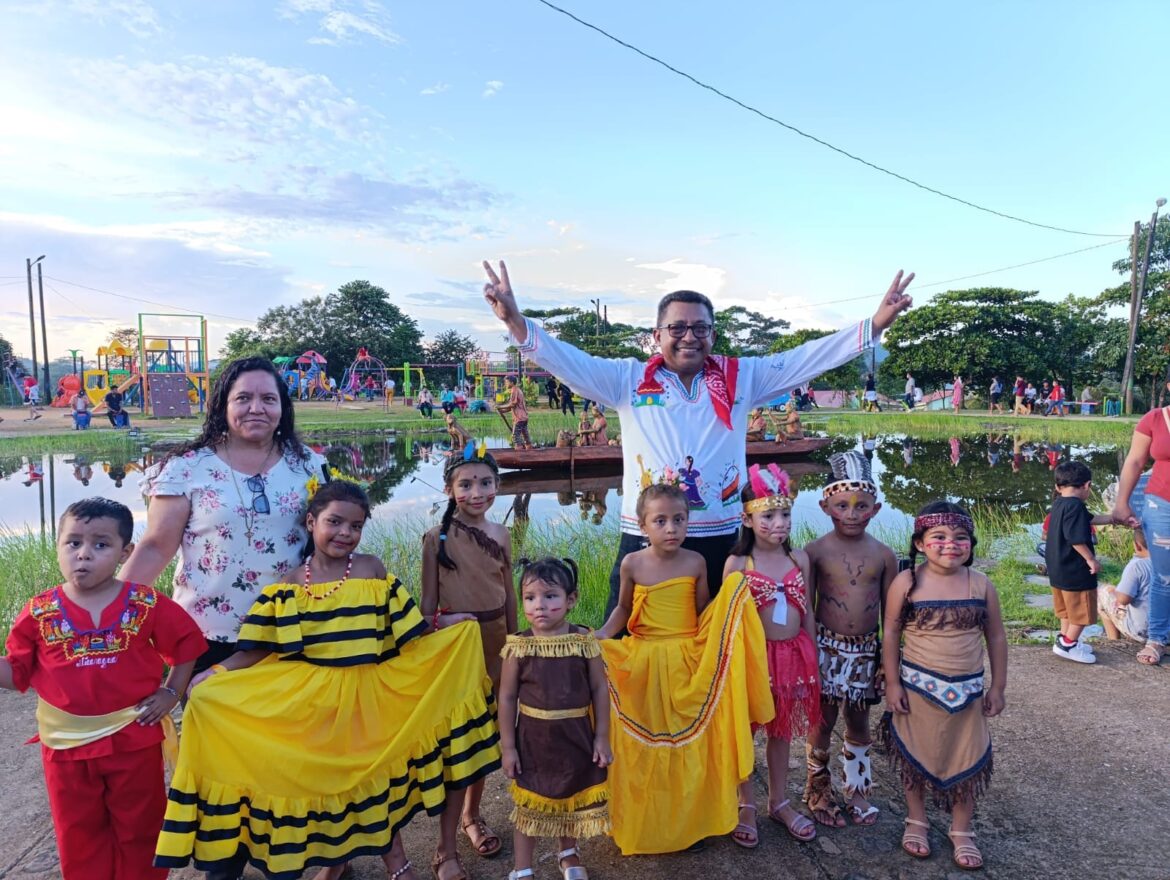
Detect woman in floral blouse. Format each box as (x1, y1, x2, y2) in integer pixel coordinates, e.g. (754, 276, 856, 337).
(122, 357, 326, 676)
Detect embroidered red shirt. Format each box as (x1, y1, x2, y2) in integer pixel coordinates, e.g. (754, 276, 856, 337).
(4, 582, 206, 761)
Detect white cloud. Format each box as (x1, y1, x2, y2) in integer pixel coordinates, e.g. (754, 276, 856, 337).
(71, 56, 370, 148)
(15, 0, 162, 37)
(482, 80, 504, 98)
(278, 0, 402, 45)
(420, 83, 450, 96)
(164, 169, 498, 240)
(636, 259, 727, 297)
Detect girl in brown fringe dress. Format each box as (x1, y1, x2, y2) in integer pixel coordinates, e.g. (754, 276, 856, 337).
(880, 502, 1007, 872)
(499, 558, 612, 880)
(422, 446, 517, 874)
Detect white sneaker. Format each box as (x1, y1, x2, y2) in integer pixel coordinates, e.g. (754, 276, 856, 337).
(1053, 641, 1096, 664)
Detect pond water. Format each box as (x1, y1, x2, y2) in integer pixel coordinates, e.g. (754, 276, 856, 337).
(0, 429, 1128, 543)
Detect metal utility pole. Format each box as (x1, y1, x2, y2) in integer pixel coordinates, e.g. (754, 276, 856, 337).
(590, 298, 601, 338)
(25, 256, 44, 386)
(1121, 222, 1142, 415)
(37, 260, 50, 392)
(1122, 200, 1167, 414)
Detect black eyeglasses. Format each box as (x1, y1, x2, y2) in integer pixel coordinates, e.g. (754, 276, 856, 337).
(245, 475, 270, 515)
(657, 322, 713, 339)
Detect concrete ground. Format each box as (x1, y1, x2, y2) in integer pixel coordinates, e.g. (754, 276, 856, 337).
(1, 641, 1167, 880)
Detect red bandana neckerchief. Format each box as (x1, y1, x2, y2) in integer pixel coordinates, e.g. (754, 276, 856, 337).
(637, 354, 739, 430)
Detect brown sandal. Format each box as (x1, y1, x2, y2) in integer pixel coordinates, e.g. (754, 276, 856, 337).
(431, 852, 467, 880)
(948, 830, 983, 870)
(461, 816, 502, 857)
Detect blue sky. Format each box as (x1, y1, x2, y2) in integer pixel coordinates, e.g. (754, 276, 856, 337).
(1, 0, 1166, 363)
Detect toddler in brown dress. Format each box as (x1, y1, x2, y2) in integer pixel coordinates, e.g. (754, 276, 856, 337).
(499, 558, 612, 880)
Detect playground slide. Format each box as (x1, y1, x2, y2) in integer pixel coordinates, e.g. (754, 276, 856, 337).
(94, 373, 141, 411)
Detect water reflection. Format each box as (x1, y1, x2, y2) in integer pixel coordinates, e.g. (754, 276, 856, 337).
(0, 430, 1127, 539)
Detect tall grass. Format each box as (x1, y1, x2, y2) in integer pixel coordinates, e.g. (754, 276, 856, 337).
(2, 492, 1141, 643)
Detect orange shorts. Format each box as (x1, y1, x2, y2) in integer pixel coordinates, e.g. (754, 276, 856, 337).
(1051, 587, 1097, 626)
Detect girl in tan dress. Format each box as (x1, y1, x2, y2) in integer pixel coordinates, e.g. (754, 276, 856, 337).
(880, 501, 1007, 872)
(499, 558, 612, 880)
(422, 445, 517, 871)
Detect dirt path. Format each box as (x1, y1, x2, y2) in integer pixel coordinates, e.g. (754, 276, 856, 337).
(1, 641, 1167, 880)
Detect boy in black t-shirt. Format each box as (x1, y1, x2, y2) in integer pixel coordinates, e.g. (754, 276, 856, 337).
(1045, 461, 1113, 664)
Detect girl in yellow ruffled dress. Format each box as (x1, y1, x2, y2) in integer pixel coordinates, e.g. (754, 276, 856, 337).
(154, 480, 501, 880)
(594, 484, 774, 855)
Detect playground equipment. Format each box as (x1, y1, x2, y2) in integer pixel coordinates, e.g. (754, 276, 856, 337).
(339, 347, 389, 408)
(465, 352, 549, 401)
(84, 314, 209, 418)
(75, 339, 140, 408)
(276, 350, 334, 400)
(50, 374, 83, 407)
(135, 313, 209, 417)
(2, 356, 32, 406)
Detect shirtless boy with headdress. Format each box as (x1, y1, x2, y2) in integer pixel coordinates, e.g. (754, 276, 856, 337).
(803, 451, 897, 828)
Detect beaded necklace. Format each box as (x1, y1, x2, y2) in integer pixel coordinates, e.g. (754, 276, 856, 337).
(301, 552, 354, 600)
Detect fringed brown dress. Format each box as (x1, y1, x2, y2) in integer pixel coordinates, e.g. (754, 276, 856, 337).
(423, 519, 510, 686)
(881, 576, 993, 811)
(501, 628, 610, 840)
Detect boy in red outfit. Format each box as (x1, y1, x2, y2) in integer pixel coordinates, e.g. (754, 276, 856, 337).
(0, 498, 205, 880)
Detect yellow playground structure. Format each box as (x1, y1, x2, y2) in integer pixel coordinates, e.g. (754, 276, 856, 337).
(84, 313, 210, 418)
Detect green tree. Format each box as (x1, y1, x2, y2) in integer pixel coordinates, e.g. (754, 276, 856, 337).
(422, 330, 481, 388)
(0, 334, 19, 405)
(111, 327, 139, 352)
(218, 281, 424, 380)
(522, 307, 652, 359)
(768, 328, 867, 391)
(713, 306, 789, 356)
(881, 288, 1098, 392)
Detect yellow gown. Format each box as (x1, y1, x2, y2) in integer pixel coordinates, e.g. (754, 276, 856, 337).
(154, 577, 500, 879)
(599, 572, 773, 854)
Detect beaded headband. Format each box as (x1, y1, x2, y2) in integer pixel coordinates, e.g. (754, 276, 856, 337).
(821, 478, 878, 500)
(743, 464, 793, 514)
(822, 451, 877, 500)
(914, 512, 974, 533)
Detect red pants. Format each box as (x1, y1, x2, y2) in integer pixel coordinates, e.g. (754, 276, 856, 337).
(43, 745, 169, 880)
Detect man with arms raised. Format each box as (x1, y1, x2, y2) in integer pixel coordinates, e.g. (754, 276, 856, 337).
(482, 260, 913, 614)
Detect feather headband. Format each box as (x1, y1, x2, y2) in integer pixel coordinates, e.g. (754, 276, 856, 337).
(744, 463, 794, 514)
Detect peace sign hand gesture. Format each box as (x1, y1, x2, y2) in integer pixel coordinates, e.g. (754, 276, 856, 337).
(483, 259, 525, 326)
(872, 270, 915, 332)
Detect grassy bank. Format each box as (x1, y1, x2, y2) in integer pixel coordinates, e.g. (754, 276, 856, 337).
(1, 509, 1135, 643)
(0, 404, 615, 447)
(808, 411, 1138, 444)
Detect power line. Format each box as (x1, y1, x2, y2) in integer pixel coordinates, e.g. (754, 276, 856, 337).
(45, 275, 254, 323)
(912, 237, 1130, 290)
(534, 0, 1125, 238)
(776, 236, 1130, 312)
(44, 281, 110, 322)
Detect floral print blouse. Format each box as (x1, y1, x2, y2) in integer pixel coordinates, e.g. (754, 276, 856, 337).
(143, 445, 327, 643)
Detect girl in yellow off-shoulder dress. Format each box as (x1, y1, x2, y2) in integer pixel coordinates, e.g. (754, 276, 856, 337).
(594, 484, 774, 855)
(154, 480, 501, 880)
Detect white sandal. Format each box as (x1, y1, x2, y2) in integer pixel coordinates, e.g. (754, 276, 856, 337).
(557, 846, 589, 880)
(508, 870, 535, 880)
